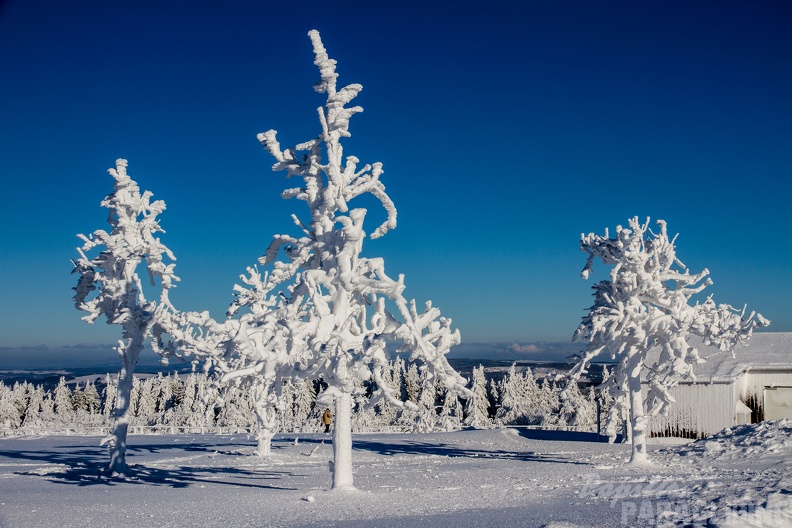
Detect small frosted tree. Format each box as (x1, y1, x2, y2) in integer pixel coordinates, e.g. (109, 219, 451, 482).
(568, 217, 768, 464)
(373, 359, 403, 426)
(101, 373, 117, 421)
(495, 365, 545, 426)
(53, 377, 74, 424)
(293, 378, 317, 429)
(22, 385, 46, 428)
(72, 159, 179, 474)
(438, 385, 464, 432)
(0, 383, 21, 429)
(551, 379, 596, 430)
(463, 365, 492, 429)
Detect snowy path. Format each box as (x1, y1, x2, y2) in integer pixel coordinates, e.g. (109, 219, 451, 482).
(0, 424, 790, 527)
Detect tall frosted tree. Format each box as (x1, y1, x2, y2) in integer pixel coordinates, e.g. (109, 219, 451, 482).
(72, 159, 179, 474)
(568, 217, 768, 464)
(225, 30, 468, 489)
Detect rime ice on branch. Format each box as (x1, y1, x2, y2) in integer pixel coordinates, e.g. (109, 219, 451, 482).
(72, 159, 179, 474)
(567, 217, 768, 464)
(224, 29, 467, 489)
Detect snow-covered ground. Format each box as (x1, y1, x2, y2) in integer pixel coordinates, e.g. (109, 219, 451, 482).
(1, 422, 790, 527)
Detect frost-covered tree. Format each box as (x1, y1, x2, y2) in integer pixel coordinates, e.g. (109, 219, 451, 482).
(12, 382, 31, 426)
(438, 385, 463, 432)
(53, 377, 74, 423)
(240, 30, 467, 489)
(71, 384, 88, 412)
(154, 373, 173, 415)
(22, 385, 46, 428)
(463, 365, 492, 429)
(83, 382, 101, 415)
(101, 374, 116, 420)
(0, 383, 21, 428)
(72, 159, 179, 474)
(135, 377, 159, 424)
(403, 363, 422, 405)
(495, 365, 545, 426)
(413, 375, 440, 433)
(549, 380, 595, 430)
(373, 359, 402, 426)
(293, 378, 317, 430)
(568, 217, 769, 464)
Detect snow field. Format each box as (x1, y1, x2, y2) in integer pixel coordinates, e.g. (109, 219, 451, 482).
(1, 423, 790, 527)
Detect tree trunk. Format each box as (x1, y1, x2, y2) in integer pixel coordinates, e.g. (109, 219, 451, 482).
(105, 338, 142, 475)
(254, 404, 278, 457)
(331, 391, 354, 490)
(626, 352, 649, 464)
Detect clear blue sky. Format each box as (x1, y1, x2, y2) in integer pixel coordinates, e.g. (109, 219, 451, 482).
(1, 1, 790, 364)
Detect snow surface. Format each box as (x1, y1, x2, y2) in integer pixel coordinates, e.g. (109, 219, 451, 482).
(1, 423, 790, 527)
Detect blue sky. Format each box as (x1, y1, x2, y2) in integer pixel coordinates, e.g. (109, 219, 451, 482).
(1, 1, 790, 364)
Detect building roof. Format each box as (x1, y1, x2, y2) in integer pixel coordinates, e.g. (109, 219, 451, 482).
(663, 332, 792, 383)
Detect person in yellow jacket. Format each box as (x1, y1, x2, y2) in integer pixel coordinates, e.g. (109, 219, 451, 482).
(322, 408, 333, 433)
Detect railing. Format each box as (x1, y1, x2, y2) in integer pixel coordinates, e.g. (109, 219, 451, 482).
(0, 425, 254, 437)
(512, 425, 595, 432)
(0, 423, 592, 438)
(0, 424, 413, 437)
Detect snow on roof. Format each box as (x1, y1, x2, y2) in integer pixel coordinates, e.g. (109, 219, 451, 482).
(648, 332, 792, 383)
(697, 332, 792, 382)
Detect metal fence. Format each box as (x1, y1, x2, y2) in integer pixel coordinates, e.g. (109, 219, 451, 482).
(0, 423, 598, 438)
(0, 423, 417, 437)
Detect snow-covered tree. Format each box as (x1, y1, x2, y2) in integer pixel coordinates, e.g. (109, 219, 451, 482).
(11, 382, 32, 426)
(101, 374, 116, 420)
(495, 365, 545, 426)
(293, 378, 317, 430)
(413, 375, 440, 433)
(373, 359, 402, 426)
(53, 377, 74, 424)
(568, 217, 769, 464)
(72, 159, 179, 474)
(71, 384, 87, 412)
(403, 363, 422, 405)
(0, 383, 21, 429)
(22, 385, 46, 428)
(550, 379, 595, 430)
(135, 377, 159, 424)
(83, 382, 101, 415)
(463, 365, 492, 429)
(240, 30, 467, 489)
(438, 385, 464, 432)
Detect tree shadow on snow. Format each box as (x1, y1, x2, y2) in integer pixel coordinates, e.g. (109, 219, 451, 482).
(511, 428, 616, 443)
(351, 438, 587, 465)
(0, 438, 298, 490)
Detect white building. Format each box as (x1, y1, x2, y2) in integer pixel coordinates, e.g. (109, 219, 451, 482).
(647, 332, 792, 439)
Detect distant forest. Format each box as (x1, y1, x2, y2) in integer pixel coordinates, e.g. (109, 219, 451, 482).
(1, 360, 605, 434)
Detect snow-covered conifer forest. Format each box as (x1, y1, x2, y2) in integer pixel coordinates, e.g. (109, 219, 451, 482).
(0, 363, 594, 435)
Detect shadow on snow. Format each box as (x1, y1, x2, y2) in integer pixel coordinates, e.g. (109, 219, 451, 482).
(0, 430, 596, 489)
(350, 438, 587, 465)
(0, 437, 297, 490)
